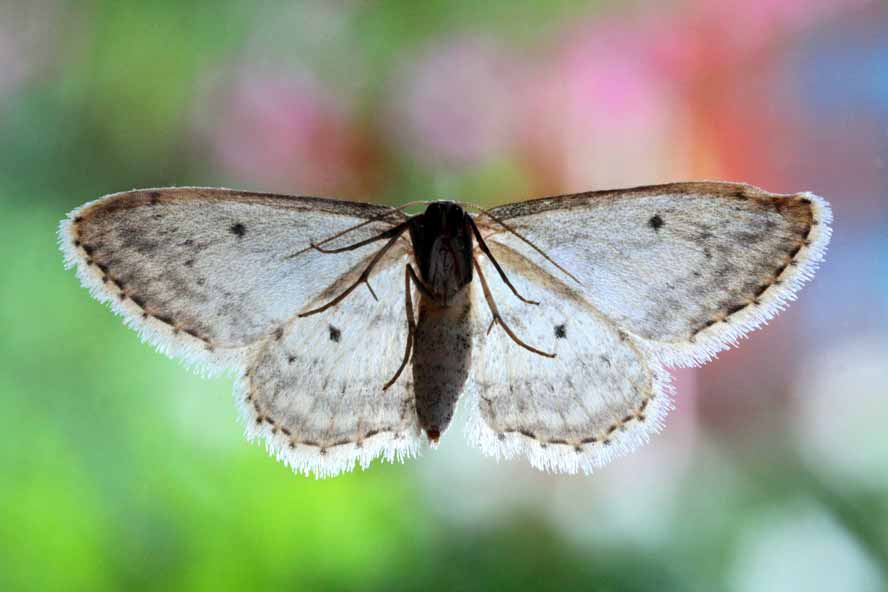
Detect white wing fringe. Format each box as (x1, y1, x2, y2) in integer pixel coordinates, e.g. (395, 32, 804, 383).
(233, 375, 422, 479)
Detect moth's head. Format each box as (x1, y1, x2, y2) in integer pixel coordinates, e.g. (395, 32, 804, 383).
(423, 201, 466, 234)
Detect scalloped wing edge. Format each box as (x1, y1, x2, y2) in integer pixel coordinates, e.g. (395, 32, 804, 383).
(464, 362, 675, 474)
(233, 372, 423, 478)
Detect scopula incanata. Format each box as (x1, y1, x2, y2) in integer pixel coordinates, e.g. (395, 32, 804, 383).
(59, 182, 831, 477)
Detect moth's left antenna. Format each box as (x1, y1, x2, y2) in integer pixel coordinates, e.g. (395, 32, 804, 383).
(286, 201, 423, 259)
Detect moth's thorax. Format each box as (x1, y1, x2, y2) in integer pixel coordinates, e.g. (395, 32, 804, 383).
(412, 287, 473, 443)
(408, 202, 474, 303)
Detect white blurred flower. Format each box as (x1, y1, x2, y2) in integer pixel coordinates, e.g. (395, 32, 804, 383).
(794, 337, 888, 492)
(729, 501, 882, 592)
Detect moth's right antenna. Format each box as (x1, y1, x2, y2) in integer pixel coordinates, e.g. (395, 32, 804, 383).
(463, 202, 584, 286)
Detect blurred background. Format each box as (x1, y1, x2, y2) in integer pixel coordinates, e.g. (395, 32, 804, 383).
(1, 0, 886, 590)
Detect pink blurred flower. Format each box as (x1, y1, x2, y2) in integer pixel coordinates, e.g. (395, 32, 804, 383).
(194, 68, 378, 197)
(516, 18, 693, 192)
(514, 0, 872, 193)
(387, 36, 520, 171)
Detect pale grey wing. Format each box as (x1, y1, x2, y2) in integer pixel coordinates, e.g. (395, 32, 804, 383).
(241, 245, 421, 478)
(467, 252, 672, 474)
(480, 181, 832, 366)
(59, 187, 406, 373)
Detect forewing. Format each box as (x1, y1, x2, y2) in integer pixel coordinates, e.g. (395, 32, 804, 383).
(59, 187, 405, 372)
(242, 246, 421, 477)
(481, 182, 832, 366)
(467, 251, 672, 474)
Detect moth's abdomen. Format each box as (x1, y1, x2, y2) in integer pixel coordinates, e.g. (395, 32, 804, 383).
(413, 288, 473, 443)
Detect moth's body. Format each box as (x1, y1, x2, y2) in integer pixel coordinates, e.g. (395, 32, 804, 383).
(407, 201, 476, 442)
(60, 182, 832, 478)
(413, 289, 473, 443)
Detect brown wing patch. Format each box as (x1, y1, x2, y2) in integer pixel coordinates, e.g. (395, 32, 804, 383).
(70, 214, 216, 348)
(687, 194, 818, 342)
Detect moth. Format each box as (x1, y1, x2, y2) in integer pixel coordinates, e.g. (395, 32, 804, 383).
(59, 182, 831, 477)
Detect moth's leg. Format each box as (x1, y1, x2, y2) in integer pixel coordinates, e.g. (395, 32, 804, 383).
(384, 264, 448, 390)
(473, 257, 555, 358)
(310, 220, 411, 254)
(299, 227, 407, 318)
(384, 265, 418, 390)
(466, 215, 540, 306)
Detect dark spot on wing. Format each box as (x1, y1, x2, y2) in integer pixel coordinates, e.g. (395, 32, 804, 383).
(328, 324, 341, 343)
(554, 324, 567, 339)
(648, 214, 664, 231)
(230, 222, 246, 238)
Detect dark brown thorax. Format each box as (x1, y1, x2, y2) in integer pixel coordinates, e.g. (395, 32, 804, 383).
(407, 202, 474, 305)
